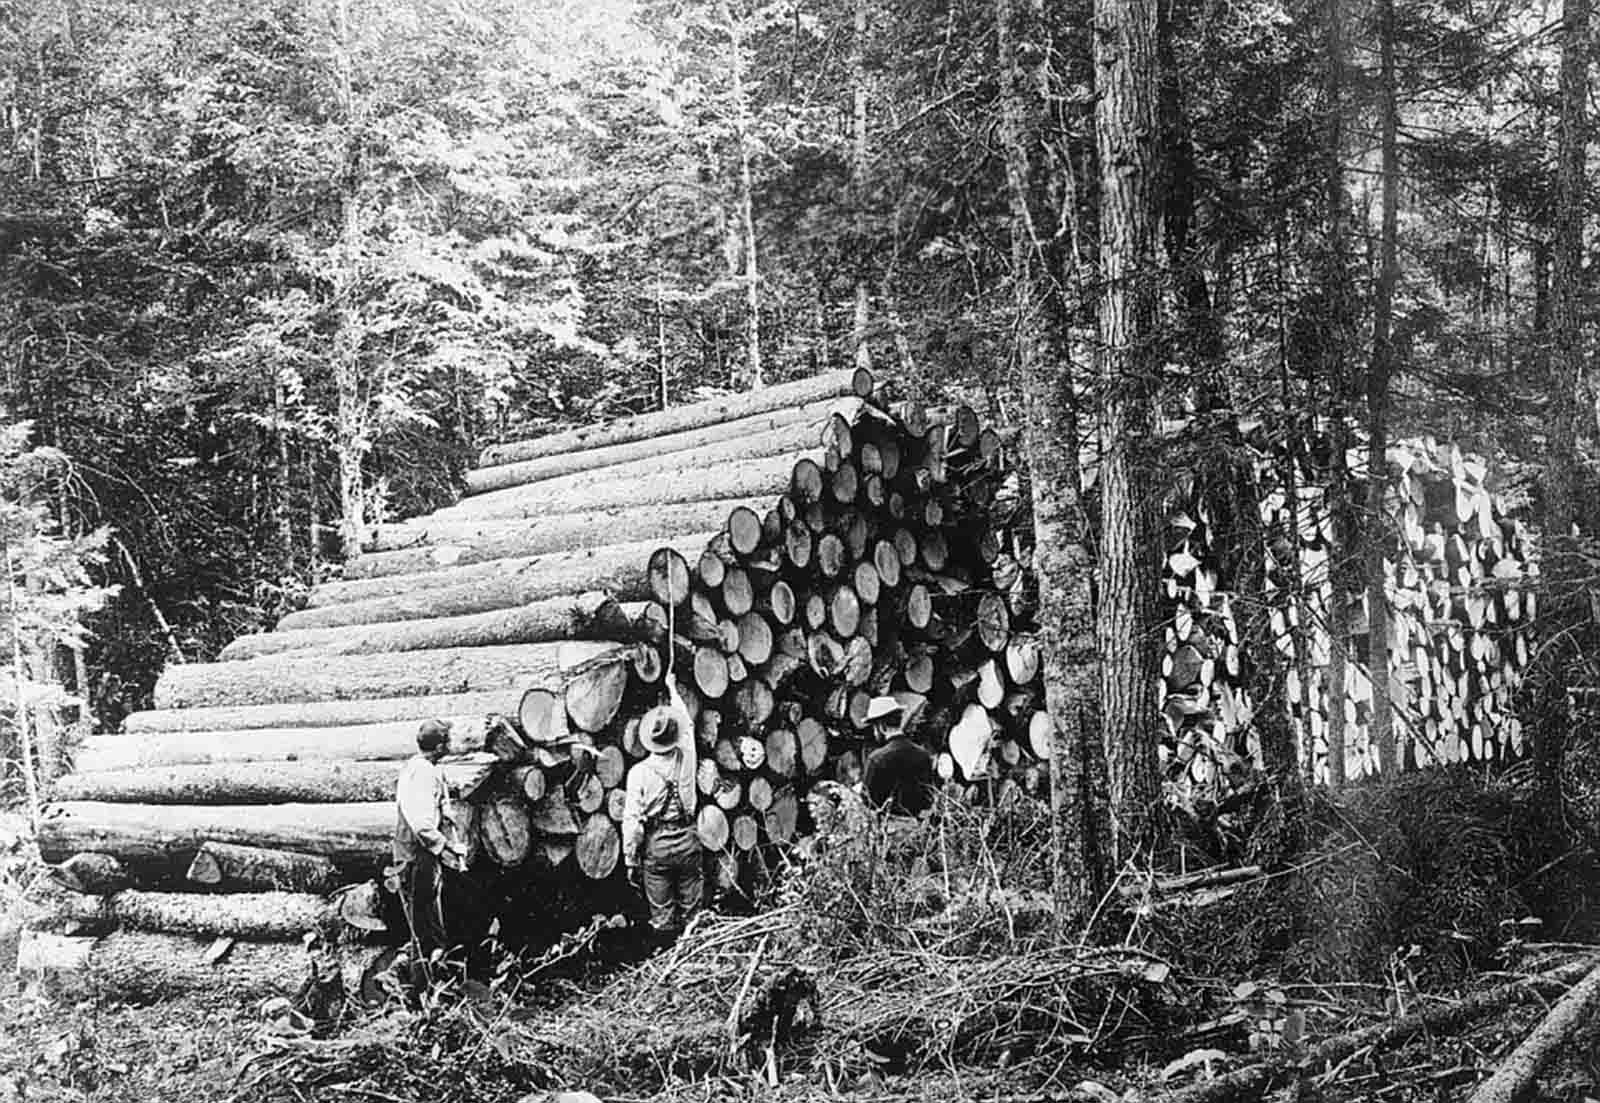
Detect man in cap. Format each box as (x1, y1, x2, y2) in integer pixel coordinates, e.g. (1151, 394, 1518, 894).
(622, 682, 702, 936)
(861, 695, 936, 818)
(393, 718, 467, 976)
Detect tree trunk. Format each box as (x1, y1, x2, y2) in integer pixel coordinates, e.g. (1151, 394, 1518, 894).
(466, 399, 849, 495)
(851, 0, 873, 371)
(121, 691, 517, 736)
(186, 841, 340, 893)
(37, 801, 392, 872)
(1094, 0, 1164, 859)
(52, 760, 401, 805)
(1366, 0, 1400, 774)
(222, 594, 642, 662)
(155, 641, 616, 711)
(478, 367, 869, 467)
(333, 0, 367, 560)
(726, 1, 763, 388)
(1321, 0, 1353, 788)
(361, 497, 770, 576)
(50, 888, 336, 941)
(276, 536, 713, 632)
(1546, 0, 1589, 538)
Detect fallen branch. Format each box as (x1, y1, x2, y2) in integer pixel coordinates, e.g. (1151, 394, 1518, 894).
(1150, 958, 1599, 1103)
(1464, 958, 1600, 1103)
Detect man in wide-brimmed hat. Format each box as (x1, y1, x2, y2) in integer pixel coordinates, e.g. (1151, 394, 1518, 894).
(622, 682, 702, 935)
(861, 694, 936, 818)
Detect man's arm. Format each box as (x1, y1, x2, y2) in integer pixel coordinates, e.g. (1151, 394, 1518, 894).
(621, 766, 648, 873)
(397, 761, 448, 856)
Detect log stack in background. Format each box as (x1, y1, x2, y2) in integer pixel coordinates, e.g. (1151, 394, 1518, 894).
(1157, 431, 1537, 788)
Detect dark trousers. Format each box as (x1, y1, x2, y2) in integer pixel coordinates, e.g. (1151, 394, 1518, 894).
(643, 823, 703, 933)
(400, 851, 448, 971)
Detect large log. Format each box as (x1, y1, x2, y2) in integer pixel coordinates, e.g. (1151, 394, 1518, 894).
(37, 801, 392, 871)
(23, 929, 381, 1004)
(221, 593, 644, 661)
(51, 761, 401, 805)
(52, 888, 334, 940)
(155, 642, 603, 711)
(307, 535, 709, 610)
(76, 716, 493, 772)
(433, 451, 813, 524)
(186, 842, 340, 893)
(467, 399, 858, 496)
(361, 497, 769, 575)
(278, 536, 714, 632)
(122, 692, 515, 735)
(478, 367, 871, 467)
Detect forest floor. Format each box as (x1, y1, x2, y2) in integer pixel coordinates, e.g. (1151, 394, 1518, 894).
(3, 769, 1600, 1103)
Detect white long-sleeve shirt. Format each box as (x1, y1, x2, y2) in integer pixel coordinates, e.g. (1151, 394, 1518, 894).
(393, 754, 456, 865)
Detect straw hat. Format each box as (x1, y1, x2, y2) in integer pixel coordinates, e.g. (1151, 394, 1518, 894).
(639, 705, 682, 754)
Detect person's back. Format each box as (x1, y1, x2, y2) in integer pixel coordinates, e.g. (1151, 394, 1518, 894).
(862, 735, 936, 817)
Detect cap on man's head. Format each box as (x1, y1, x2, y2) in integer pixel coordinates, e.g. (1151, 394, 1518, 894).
(416, 718, 451, 754)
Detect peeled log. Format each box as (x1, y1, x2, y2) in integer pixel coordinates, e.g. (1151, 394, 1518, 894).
(478, 368, 870, 467)
(37, 802, 392, 872)
(123, 691, 516, 736)
(361, 497, 768, 573)
(52, 888, 334, 940)
(76, 716, 492, 773)
(436, 452, 810, 524)
(155, 643, 580, 711)
(220, 593, 642, 662)
(278, 536, 713, 632)
(461, 404, 857, 511)
(468, 399, 847, 494)
(186, 842, 339, 893)
(52, 760, 400, 805)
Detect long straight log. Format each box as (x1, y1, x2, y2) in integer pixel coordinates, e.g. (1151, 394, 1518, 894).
(155, 642, 607, 711)
(186, 841, 340, 893)
(467, 399, 858, 496)
(278, 536, 714, 632)
(122, 692, 517, 735)
(24, 929, 382, 1004)
(51, 760, 401, 805)
(1465, 959, 1600, 1103)
(362, 497, 769, 570)
(52, 888, 334, 940)
(77, 726, 415, 773)
(433, 452, 812, 524)
(221, 593, 644, 662)
(478, 367, 870, 467)
(37, 801, 393, 871)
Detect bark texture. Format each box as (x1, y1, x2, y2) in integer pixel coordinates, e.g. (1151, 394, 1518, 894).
(1093, 0, 1164, 858)
(121, 691, 515, 735)
(51, 887, 335, 940)
(52, 760, 401, 805)
(220, 593, 641, 662)
(478, 368, 868, 467)
(186, 841, 340, 893)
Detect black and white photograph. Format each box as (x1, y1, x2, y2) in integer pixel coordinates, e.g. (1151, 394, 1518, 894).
(1, 0, 1599, 1099)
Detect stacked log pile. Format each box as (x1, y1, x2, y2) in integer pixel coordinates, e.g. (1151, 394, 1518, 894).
(27, 367, 1054, 996)
(1157, 432, 1537, 787)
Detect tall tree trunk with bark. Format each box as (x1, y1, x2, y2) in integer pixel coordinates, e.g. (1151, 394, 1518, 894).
(1366, 0, 1400, 774)
(1538, 0, 1589, 806)
(1094, 0, 1164, 860)
(725, 3, 763, 389)
(333, 0, 367, 559)
(851, 0, 873, 371)
(996, 0, 1113, 919)
(1322, 0, 1354, 787)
